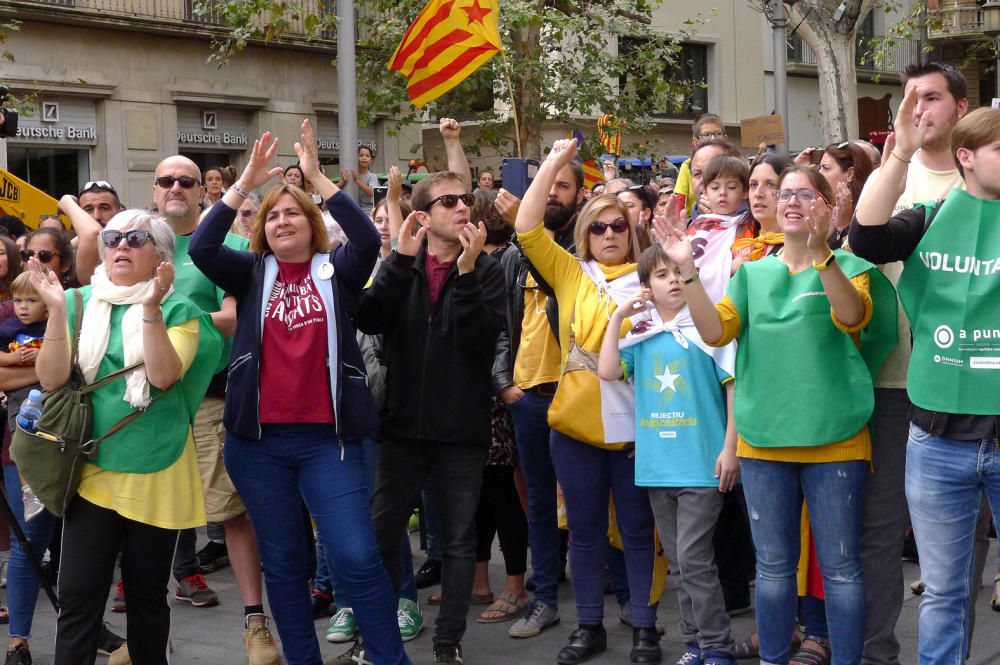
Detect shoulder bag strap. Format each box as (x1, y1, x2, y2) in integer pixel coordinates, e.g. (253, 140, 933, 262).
(82, 385, 173, 452)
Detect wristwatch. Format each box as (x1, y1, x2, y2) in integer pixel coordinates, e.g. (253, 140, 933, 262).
(682, 268, 700, 284)
(813, 252, 836, 271)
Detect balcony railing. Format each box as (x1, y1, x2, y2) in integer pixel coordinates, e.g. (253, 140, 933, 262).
(927, 6, 985, 39)
(6, 0, 349, 44)
(788, 36, 920, 75)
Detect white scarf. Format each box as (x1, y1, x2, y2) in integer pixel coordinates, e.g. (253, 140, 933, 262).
(78, 264, 173, 408)
(688, 213, 744, 303)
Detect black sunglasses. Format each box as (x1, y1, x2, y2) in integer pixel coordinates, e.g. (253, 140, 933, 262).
(238, 209, 255, 218)
(588, 218, 630, 235)
(421, 193, 474, 212)
(20, 249, 61, 263)
(80, 180, 119, 198)
(101, 230, 154, 249)
(153, 175, 200, 189)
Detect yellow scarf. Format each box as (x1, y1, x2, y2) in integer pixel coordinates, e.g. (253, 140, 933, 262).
(731, 231, 785, 261)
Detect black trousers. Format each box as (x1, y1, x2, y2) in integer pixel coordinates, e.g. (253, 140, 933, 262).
(371, 438, 486, 647)
(474, 465, 528, 575)
(54, 497, 178, 665)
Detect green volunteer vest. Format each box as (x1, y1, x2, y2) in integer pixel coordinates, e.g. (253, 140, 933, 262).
(66, 287, 223, 473)
(728, 252, 898, 447)
(897, 189, 1000, 415)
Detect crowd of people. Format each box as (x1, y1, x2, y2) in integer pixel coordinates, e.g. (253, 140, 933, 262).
(0, 60, 996, 665)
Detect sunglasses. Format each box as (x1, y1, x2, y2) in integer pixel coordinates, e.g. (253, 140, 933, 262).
(777, 188, 828, 204)
(588, 218, 630, 235)
(80, 180, 119, 198)
(20, 249, 61, 263)
(421, 193, 474, 212)
(239, 209, 255, 218)
(153, 175, 200, 189)
(101, 230, 154, 249)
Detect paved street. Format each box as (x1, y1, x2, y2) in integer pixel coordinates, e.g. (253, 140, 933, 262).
(9, 529, 1000, 664)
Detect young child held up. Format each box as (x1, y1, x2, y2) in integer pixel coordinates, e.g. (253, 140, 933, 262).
(0, 272, 50, 522)
(597, 243, 741, 665)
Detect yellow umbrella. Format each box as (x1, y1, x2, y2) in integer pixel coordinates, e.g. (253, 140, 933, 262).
(0, 168, 67, 230)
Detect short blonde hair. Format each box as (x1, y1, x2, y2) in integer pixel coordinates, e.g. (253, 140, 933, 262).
(952, 107, 1000, 176)
(251, 184, 329, 255)
(9, 271, 38, 299)
(573, 195, 641, 263)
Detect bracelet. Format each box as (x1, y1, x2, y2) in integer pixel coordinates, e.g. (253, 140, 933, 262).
(229, 182, 250, 199)
(142, 312, 164, 324)
(682, 267, 700, 285)
(889, 151, 911, 165)
(813, 252, 836, 271)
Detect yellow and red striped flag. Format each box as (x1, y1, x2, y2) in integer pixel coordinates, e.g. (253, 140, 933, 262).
(582, 160, 604, 189)
(598, 114, 622, 156)
(388, 0, 504, 108)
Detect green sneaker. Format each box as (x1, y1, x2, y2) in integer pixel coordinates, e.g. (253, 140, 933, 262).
(408, 511, 420, 532)
(397, 597, 424, 642)
(326, 607, 357, 643)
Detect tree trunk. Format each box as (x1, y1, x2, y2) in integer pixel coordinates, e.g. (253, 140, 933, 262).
(512, 22, 543, 159)
(788, 0, 874, 144)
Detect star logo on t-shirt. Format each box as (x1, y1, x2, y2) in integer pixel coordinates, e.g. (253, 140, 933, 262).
(654, 366, 681, 393)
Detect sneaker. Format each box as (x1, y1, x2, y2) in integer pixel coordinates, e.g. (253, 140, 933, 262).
(174, 573, 219, 607)
(196, 541, 230, 574)
(97, 621, 126, 655)
(414, 558, 442, 589)
(21, 488, 44, 523)
(0, 551, 8, 589)
(508, 600, 560, 638)
(703, 652, 737, 665)
(311, 588, 335, 619)
(111, 580, 126, 613)
(334, 640, 372, 665)
(4, 644, 32, 665)
(107, 644, 130, 665)
(674, 644, 702, 665)
(433, 643, 464, 663)
(243, 615, 281, 665)
(326, 607, 357, 643)
(408, 510, 421, 532)
(397, 597, 424, 641)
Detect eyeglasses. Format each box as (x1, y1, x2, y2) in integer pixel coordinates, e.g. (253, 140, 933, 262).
(698, 131, 724, 140)
(153, 175, 200, 189)
(420, 193, 474, 212)
(588, 218, 630, 235)
(239, 209, 255, 218)
(80, 180, 119, 198)
(776, 188, 828, 204)
(39, 214, 62, 222)
(101, 230, 154, 249)
(20, 249, 61, 263)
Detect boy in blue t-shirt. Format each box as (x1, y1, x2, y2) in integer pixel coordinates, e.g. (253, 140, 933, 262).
(598, 243, 739, 665)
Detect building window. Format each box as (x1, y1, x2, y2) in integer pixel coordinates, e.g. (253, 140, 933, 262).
(619, 39, 709, 119)
(7, 146, 90, 199)
(186, 0, 221, 25)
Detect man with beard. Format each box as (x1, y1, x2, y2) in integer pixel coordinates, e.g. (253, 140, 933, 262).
(497, 158, 585, 639)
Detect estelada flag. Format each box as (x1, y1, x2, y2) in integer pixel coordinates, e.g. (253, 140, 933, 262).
(598, 114, 622, 156)
(582, 160, 604, 189)
(388, 0, 504, 108)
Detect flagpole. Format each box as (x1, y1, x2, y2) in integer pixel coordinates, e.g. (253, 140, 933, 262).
(500, 51, 522, 159)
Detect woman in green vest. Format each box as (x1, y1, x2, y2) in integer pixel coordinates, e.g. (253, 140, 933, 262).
(30, 210, 220, 665)
(656, 165, 897, 665)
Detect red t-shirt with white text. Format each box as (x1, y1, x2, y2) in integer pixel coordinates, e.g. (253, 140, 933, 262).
(259, 261, 335, 424)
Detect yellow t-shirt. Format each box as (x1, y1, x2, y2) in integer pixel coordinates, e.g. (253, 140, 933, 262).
(857, 151, 964, 389)
(77, 319, 206, 530)
(713, 271, 874, 463)
(513, 273, 563, 389)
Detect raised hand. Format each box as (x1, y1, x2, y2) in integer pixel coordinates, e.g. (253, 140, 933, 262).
(294, 119, 324, 185)
(805, 200, 834, 260)
(27, 258, 67, 309)
(387, 166, 403, 202)
(611, 288, 653, 322)
(143, 262, 175, 307)
(794, 147, 818, 166)
(544, 139, 579, 169)
(495, 188, 521, 225)
(653, 219, 697, 276)
(892, 86, 928, 161)
(238, 132, 284, 190)
(396, 212, 427, 257)
(456, 222, 487, 275)
(833, 180, 853, 230)
(439, 117, 461, 141)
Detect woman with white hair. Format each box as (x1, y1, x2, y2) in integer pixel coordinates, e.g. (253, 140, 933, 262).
(29, 209, 221, 665)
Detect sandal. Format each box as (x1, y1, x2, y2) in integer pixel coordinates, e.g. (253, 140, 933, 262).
(427, 591, 495, 606)
(733, 634, 759, 660)
(789, 637, 830, 665)
(0, 604, 8, 625)
(476, 592, 528, 623)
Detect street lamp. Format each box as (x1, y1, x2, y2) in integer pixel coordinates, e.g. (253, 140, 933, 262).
(982, 0, 1000, 103)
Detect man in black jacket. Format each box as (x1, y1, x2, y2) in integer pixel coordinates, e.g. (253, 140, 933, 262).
(358, 170, 506, 664)
(494, 160, 585, 639)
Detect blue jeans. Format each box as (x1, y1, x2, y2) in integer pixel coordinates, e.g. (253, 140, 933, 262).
(549, 430, 657, 628)
(328, 437, 417, 605)
(508, 391, 562, 606)
(4, 465, 57, 640)
(740, 458, 867, 665)
(905, 423, 1000, 665)
(225, 425, 410, 665)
